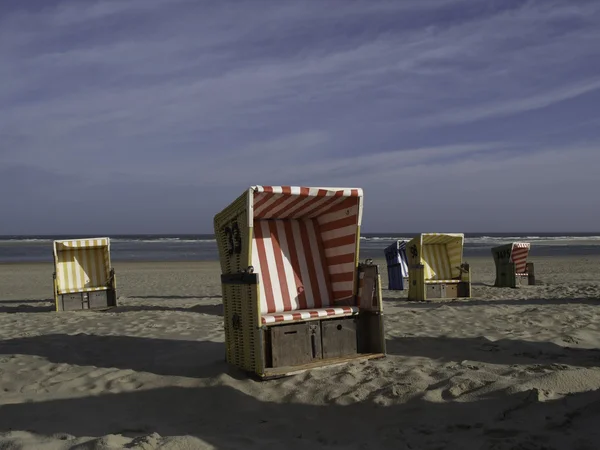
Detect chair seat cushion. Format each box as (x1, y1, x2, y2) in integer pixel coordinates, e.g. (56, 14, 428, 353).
(261, 306, 359, 325)
(424, 279, 461, 284)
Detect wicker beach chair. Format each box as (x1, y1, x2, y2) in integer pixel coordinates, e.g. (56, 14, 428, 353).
(52, 238, 117, 311)
(214, 186, 386, 379)
(384, 240, 409, 290)
(491, 242, 535, 288)
(406, 233, 471, 301)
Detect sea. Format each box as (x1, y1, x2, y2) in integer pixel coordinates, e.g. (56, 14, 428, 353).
(1, 233, 600, 264)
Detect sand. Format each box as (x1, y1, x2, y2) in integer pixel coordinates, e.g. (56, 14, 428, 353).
(1, 256, 600, 449)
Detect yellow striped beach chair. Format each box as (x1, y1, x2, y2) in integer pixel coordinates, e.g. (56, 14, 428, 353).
(214, 186, 386, 379)
(406, 233, 471, 301)
(52, 238, 117, 311)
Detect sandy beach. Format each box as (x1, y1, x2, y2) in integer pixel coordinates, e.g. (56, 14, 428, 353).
(1, 256, 600, 449)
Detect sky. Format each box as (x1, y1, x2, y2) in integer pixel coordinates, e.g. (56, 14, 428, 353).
(1, 0, 599, 234)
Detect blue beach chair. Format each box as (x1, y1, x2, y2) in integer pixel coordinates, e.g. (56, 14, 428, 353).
(384, 240, 409, 290)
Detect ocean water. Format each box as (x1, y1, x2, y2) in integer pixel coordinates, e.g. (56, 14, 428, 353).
(1, 233, 600, 264)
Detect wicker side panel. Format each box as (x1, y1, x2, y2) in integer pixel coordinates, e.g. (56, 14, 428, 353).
(408, 266, 426, 301)
(496, 262, 517, 288)
(222, 281, 261, 374)
(214, 191, 251, 275)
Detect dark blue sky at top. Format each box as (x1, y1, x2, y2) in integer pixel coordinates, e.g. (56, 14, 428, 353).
(1, 0, 599, 234)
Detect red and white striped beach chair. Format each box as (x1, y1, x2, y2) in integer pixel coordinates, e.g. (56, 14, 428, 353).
(491, 242, 535, 288)
(214, 186, 386, 379)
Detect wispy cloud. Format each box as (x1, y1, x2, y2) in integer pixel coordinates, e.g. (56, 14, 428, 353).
(0, 0, 599, 233)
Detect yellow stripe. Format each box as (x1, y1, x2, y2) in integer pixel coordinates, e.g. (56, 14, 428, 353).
(61, 286, 109, 294)
(422, 245, 434, 279)
(83, 240, 94, 288)
(439, 245, 451, 279)
(435, 245, 446, 279)
(77, 246, 87, 290)
(104, 240, 111, 281)
(447, 240, 463, 278)
(54, 238, 112, 293)
(67, 245, 77, 292)
(94, 240, 104, 286)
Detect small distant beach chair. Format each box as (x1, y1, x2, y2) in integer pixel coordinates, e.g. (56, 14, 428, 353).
(214, 186, 386, 379)
(406, 233, 471, 301)
(491, 242, 535, 288)
(52, 238, 117, 311)
(384, 240, 408, 290)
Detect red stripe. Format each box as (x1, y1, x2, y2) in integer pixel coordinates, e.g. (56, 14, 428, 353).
(306, 191, 345, 217)
(257, 186, 292, 218)
(327, 253, 355, 266)
(322, 234, 356, 249)
(277, 187, 311, 218)
(512, 246, 529, 273)
(319, 214, 358, 232)
(334, 291, 354, 300)
(314, 220, 334, 306)
(253, 192, 275, 212)
(323, 198, 358, 215)
(269, 221, 292, 312)
(254, 222, 276, 313)
(330, 272, 355, 283)
(283, 220, 307, 310)
(262, 307, 357, 324)
(292, 190, 329, 217)
(299, 220, 322, 308)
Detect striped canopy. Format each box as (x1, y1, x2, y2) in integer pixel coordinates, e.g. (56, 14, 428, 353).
(248, 186, 363, 314)
(250, 186, 363, 221)
(492, 242, 531, 275)
(53, 238, 111, 294)
(406, 233, 465, 280)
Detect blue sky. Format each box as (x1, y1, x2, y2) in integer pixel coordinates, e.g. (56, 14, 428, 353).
(1, 0, 599, 234)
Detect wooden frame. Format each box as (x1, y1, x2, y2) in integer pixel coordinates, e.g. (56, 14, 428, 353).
(214, 186, 386, 379)
(52, 238, 117, 311)
(492, 243, 535, 288)
(406, 233, 471, 302)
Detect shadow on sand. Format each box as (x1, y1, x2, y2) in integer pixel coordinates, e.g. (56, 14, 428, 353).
(0, 334, 226, 378)
(130, 295, 222, 300)
(0, 299, 54, 313)
(0, 377, 599, 448)
(385, 335, 600, 368)
(383, 297, 600, 308)
(112, 303, 223, 316)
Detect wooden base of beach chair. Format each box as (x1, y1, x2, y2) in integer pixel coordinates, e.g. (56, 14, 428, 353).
(495, 262, 517, 288)
(260, 313, 385, 378)
(424, 281, 470, 300)
(526, 262, 536, 285)
(408, 263, 471, 302)
(495, 262, 535, 288)
(256, 353, 386, 380)
(56, 289, 117, 311)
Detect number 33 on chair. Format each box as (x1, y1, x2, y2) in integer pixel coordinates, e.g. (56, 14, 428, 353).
(224, 221, 242, 256)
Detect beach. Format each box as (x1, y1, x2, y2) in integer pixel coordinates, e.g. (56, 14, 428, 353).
(1, 256, 600, 449)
